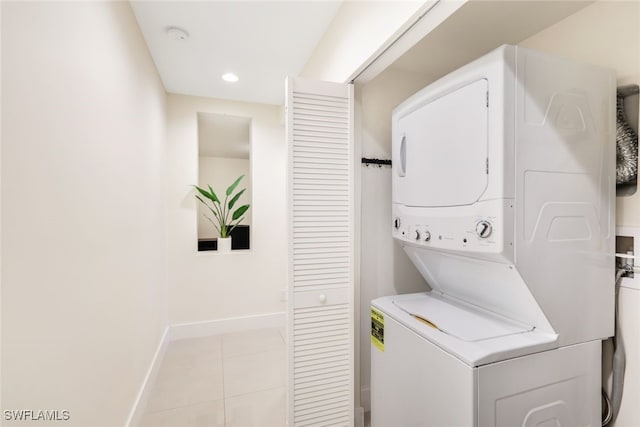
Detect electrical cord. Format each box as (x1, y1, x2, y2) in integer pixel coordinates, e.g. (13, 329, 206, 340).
(602, 268, 627, 426)
(602, 388, 612, 426)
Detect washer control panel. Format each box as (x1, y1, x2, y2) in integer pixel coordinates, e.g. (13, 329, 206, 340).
(391, 200, 512, 256)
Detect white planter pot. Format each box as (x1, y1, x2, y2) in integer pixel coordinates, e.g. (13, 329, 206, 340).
(217, 237, 232, 252)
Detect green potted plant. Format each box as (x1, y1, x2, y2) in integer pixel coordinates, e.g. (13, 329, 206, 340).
(194, 175, 250, 252)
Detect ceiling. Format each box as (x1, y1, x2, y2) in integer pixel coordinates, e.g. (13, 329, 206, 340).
(130, 1, 343, 106)
(131, 1, 593, 108)
(391, 1, 592, 81)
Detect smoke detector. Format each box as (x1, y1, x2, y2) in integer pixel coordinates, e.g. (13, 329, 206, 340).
(166, 27, 189, 41)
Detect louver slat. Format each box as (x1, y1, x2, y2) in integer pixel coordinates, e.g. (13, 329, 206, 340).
(287, 78, 353, 427)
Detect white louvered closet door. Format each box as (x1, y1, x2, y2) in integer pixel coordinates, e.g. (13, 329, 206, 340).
(285, 77, 354, 427)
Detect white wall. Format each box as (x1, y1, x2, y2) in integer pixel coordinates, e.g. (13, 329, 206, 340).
(520, 2, 640, 425)
(357, 66, 437, 410)
(301, 1, 427, 82)
(197, 156, 252, 239)
(1, 2, 168, 426)
(167, 94, 286, 324)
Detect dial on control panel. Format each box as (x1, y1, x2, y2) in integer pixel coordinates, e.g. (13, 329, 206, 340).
(475, 220, 492, 238)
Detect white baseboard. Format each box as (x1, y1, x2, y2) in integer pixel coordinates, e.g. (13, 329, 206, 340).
(126, 326, 170, 427)
(168, 311, 285, 341)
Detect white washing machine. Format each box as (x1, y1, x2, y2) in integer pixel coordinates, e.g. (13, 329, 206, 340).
(371, 293, 601, 426)
(371, 45, 615, 426)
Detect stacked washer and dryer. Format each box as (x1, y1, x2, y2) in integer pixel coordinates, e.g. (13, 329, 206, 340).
(371, 45, 615, 426)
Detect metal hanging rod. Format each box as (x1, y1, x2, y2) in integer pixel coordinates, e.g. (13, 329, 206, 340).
(361, 158, 392, 167)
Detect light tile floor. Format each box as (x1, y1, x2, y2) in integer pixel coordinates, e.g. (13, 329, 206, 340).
(140, 328, 286, 427)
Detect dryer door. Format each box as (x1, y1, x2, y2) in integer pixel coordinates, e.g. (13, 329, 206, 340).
(394, 79, 489, 207)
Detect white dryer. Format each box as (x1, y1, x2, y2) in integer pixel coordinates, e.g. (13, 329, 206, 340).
(371, 45, 615, 426)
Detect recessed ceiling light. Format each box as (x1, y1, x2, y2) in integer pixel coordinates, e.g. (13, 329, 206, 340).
(222, 73, 239, 83)
(166, 27, 189, 41)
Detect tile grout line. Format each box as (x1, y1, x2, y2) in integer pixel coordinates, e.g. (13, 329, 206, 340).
(224, 385, 287, 400)
(143, 398, 226, 416)
(145, 336, 230, 421)
(143, 332, 285, 426)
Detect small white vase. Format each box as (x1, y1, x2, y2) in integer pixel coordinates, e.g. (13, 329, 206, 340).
(217, 237, 232, 252)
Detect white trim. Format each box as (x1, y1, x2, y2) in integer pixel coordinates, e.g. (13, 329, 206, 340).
(167, 312, 285, 341)
(349, 0, 466, 84)
(355, 406, 365, 427)
(285, 75, 295, 427)
(126, 327, 170, 427)
(353, 83, 363, 414)
(361, 385, 371, 413)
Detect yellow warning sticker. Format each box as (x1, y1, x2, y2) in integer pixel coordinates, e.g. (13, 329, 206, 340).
(371, 308, 384, 352)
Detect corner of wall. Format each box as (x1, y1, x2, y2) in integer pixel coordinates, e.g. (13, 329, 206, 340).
(125, 327, 170, 427)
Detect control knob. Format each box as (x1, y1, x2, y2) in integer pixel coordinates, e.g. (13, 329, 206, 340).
(414, 230, 421, 240)
(476, 220, 492, 238)
(423, 231, 431, 242)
